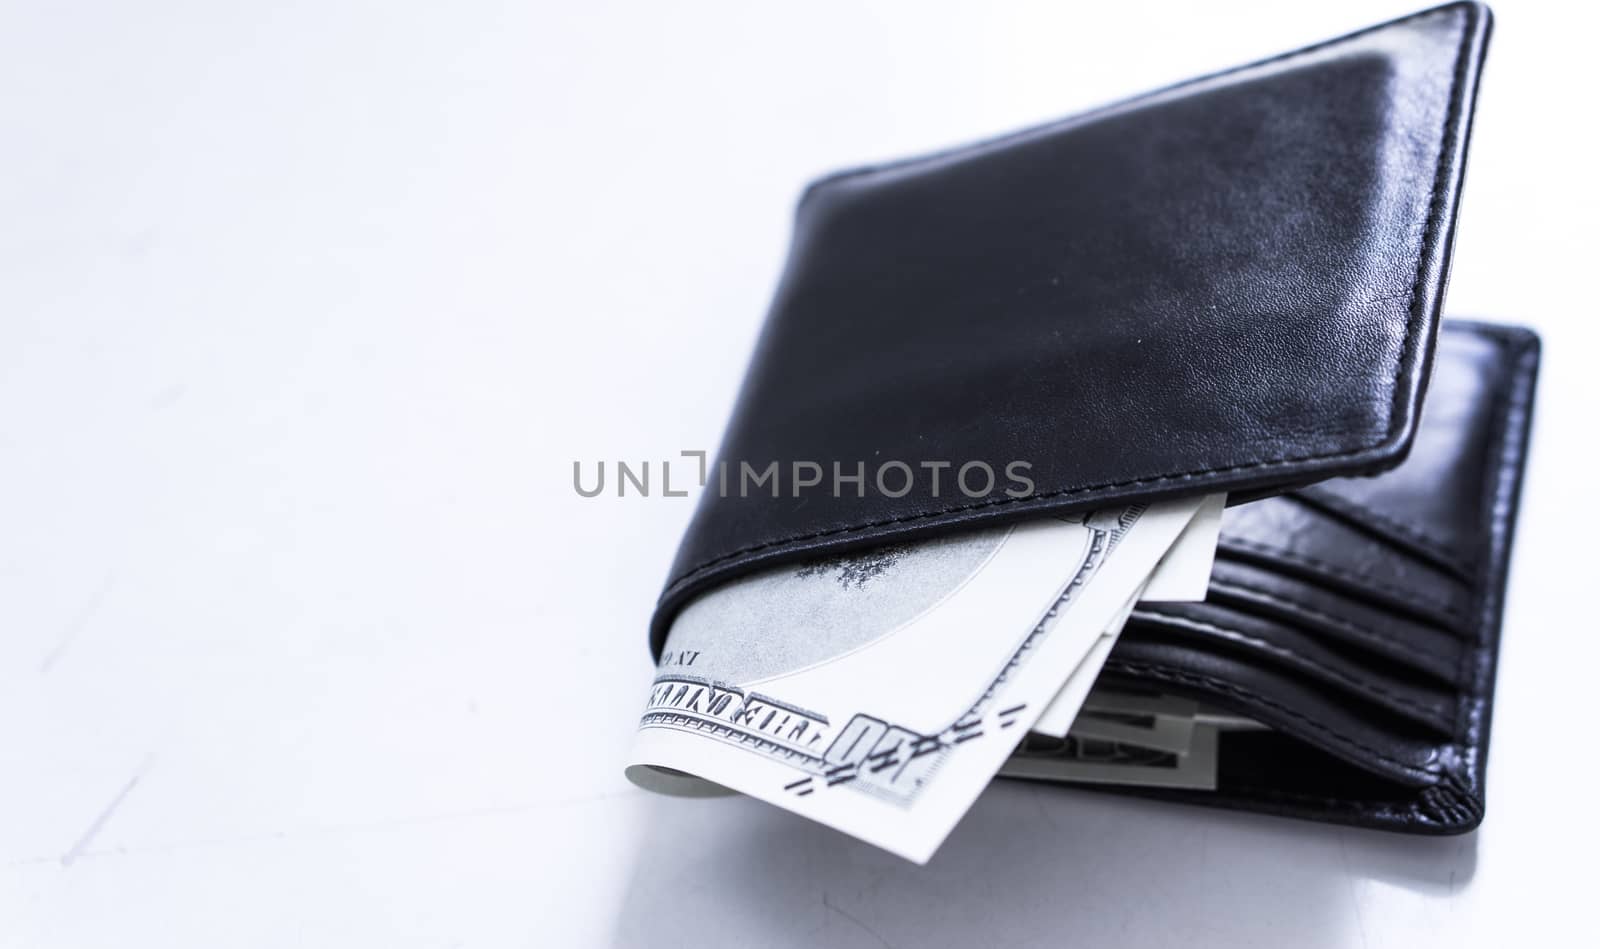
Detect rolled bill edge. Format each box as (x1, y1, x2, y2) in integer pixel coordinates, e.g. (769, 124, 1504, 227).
(625, 763, 738, 798)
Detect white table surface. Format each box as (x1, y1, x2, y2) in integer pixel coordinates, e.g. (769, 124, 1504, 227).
(3, 1, 1596, 946)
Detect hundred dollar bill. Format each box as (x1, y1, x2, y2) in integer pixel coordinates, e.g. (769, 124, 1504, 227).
(1031, 492, 1223, 737)
(1001, 725, 1219, 791)
(626, 497, 1203, 863)
(1030, 585, 1142, 738)
(1068, 689, 1199, 753)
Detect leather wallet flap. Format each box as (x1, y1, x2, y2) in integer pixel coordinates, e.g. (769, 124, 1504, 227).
(653, 4, 1492, 654)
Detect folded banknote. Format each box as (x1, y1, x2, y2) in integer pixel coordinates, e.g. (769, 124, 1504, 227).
(627, 495, 1227, 863)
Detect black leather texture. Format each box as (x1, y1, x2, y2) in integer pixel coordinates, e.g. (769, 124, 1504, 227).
(652, 3, 1494, 655)
(1086, 321, 1538, 832)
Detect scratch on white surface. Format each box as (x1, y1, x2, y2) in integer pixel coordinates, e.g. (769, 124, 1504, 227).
(1448, 836, 1468, 900)
(18, 786, 641, 868)
(149, 382, 186, 408)
(1026, 783, 1062, 833)
(1337, 831, 1370, 949)
(60, 755, 155, 868)
(823, 890, 894, 949)
(39, 575, 115, 673)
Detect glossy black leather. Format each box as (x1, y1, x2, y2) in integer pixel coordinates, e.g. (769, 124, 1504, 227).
(1094, 322, 1538, 832)
(652, 3, 1494, 654)
(647, 4, 1534, 833)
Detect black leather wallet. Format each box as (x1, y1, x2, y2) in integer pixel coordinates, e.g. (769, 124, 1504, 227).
(649, 2, 1537, 833)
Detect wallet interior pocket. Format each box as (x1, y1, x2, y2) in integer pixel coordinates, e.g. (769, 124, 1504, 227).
(1086, 322, 1540, 832)
(1125, 600, 1459, 735)
(1203, 556, 1466, 683)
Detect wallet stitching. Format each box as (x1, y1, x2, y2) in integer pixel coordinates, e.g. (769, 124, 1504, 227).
(1206, 577, 1458, 671)
(1455, 330, 1511, 725)
(1127, 611, 1456, 732)
(658, 5, 1478, 605)
(1388, 1, 1479, 487)
(1079, 781, 1420, 823)
(1220, 537, 1468, 623)
(1102, 659, 1440, 780)
(1452, 328, 1539, 790)
(1453, 329, 1512, 760)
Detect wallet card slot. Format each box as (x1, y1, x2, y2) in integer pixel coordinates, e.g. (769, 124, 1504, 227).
(1072, 730, 1481, 833)
(1204, 559, 1464, 684)
(1292, 486, 1476, 581)
(1101, 645, 1445, 788)
(1125, 604, 1458, 736)
(1217, 496, 1474, 636)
